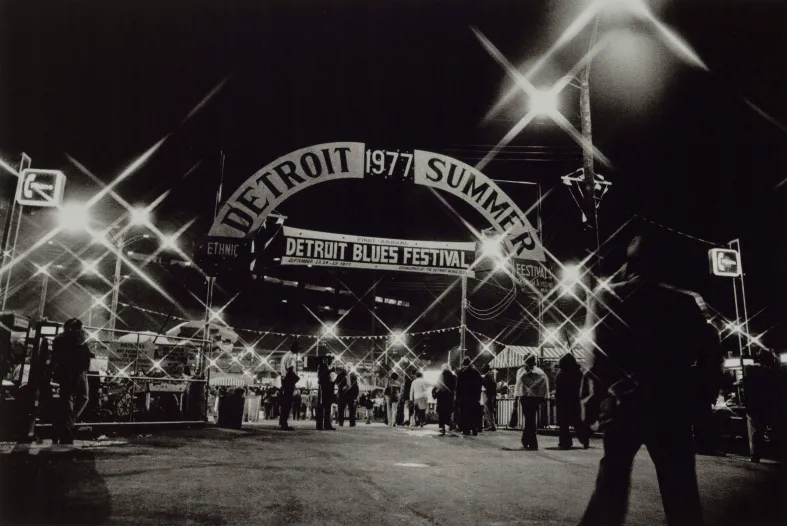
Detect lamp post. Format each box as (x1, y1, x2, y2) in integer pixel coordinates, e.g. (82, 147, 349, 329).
(108, 231, 149, 332)
(0, 153, 32, 310)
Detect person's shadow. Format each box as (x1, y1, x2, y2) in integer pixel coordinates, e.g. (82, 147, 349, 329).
(0, 447, 111, 525)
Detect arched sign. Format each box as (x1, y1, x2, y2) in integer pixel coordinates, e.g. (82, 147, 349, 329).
(209, 142, 545, 262)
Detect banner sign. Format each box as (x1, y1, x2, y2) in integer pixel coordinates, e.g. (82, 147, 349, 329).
(108, 341, 155, 374)
(209, 143, 544, 262)
(512, 260, 555, 296)
(194, 236, 252, 276)
(280, 227, 476, 277)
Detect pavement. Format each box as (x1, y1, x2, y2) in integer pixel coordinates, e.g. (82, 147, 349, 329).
(0, 420, 783, 526)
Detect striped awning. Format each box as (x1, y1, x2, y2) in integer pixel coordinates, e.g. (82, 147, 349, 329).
(489, 346, 591, 368)
(209, 373, 251, 387)
(489, 347, 538, 369)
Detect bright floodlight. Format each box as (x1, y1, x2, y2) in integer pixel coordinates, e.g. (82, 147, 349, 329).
(323, 324, 337, 338)
(34, 263, 50, 276)
(245, 345, 255, 354)
(544, 328, 560, 343)
(577, 328, 593, 344)
(82, 260, 99, 275)
(129, 207, 150, 226)
(529, 89, 559, 117)
(209, 309, 222, 321)
(57, 203, 91, 232)
(391, 330, 405, 346)
(482, 342, 493, 354)
(481, 236, 503, 259)
(561, 264, 581, 283)
(161, 234, 178, 251)
(208, 359, 218, 368)
(91, 296, 106, 309)
(598, 278, 612, 291)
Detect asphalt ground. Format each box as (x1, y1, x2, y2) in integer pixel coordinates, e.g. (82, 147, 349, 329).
(0, 420, 783, 526)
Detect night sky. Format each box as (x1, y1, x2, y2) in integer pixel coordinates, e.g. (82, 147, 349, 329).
(1, 0, 785, 358)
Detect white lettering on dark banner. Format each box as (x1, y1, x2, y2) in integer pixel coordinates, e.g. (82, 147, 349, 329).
(280, 227, 475, 277)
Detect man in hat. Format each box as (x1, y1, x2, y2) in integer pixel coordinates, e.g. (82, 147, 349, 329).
(278, 341, 300, 431)
(51, 318, 94, 444)
(514, 353, 549, 450)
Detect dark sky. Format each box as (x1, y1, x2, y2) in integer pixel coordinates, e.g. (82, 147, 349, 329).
(1, 0, 785, 354)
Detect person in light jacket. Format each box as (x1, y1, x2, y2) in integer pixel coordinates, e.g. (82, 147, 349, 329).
(514, 353, 549, 450)
(384, 372, 401, 427)
(409, 371, 429, 428)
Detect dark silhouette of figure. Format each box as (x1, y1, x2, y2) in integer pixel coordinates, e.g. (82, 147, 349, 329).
(435, 363, 456, 435)
(578, 235, 722, 526)
(278, 342, 300, 431)
(556, 353, 588, 449)
(51, 319, 93, 444)
(337, 365, 359, 427)
(456, 358, 482, 436)
(316, 360, 335, 430)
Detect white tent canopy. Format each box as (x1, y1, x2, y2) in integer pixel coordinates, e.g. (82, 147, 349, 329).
(166, 321, 239, 352)
(117, 331, 173, 345)
(209, 372, 252, 387)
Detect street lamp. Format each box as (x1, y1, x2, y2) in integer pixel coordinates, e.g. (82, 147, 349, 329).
(560, 264, 581, 296)
(529, 88, 560, 117)
(323, 324, 337, 338)
(82, 260, 100, 275)
(57, 203, 92, 233)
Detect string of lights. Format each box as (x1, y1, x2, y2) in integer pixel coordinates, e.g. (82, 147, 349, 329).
(116, 301, 461, 340)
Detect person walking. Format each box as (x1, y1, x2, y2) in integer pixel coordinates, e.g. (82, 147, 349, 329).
(742, 351, 779, 463)
(364, 392, 375, 424)
(51, 319, 94, 445)
(481, 365, 498, 431)
(435, 363, 456, 436)
(316, 360, 335, 431)
(514, 353, 549, 450)
(398, 373, 412, 426)
(577, 234, 722, 526)
(309, 389, 319, 420)
(384, 372, 401, 427)
(292, 389, 302, 421)
(409, 371, 429, 428)
(456, 358, 483, 436)
(556, 353, 588, 449)
(278, 342, 300, 431)
(337, 364, 359, 427)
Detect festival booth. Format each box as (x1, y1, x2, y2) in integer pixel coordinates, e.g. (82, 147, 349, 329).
(79, 328, 210, 424)
(489, 345, 591, 429)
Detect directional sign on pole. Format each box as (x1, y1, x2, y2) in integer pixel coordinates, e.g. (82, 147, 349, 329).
(708, 248, 741, 277)
(15, 169, 66, 207)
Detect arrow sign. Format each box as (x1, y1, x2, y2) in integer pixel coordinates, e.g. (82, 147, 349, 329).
(15, 169, 66, 207)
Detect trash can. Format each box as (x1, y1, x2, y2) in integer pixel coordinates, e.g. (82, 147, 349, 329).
(217, 388, 245, 429)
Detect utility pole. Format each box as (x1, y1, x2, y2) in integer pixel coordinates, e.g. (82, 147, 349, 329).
(109, 231, 126, 333)
(1, 153, 32, 309)
(580, 16, 601, 274)
(460, 274, 467, 362)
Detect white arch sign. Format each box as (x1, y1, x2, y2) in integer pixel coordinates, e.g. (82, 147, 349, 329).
(209, 142, 545, 262)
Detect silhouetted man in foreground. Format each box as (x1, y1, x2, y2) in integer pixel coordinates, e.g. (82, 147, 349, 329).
(579, 235, 721, 526)
(51, 319, 93, 444)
